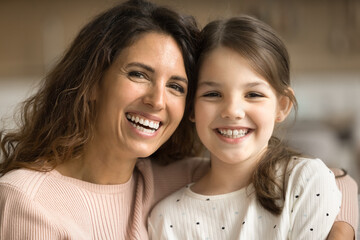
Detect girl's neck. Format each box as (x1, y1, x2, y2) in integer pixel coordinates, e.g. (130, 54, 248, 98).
(191, 159, 257, 195)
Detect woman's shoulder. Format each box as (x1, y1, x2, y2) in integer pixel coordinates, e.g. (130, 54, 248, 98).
(0, 168, 49, 195)
(141, 157, 210, 204)
(151, 156, 210, 179)
(0, 169, 52, 209)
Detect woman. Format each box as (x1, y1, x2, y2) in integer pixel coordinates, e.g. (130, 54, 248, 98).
(0, 0, 357, 239)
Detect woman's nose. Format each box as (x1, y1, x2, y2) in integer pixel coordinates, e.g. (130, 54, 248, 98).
(220, 98, 245, 120)
(142, 83, 166, 110)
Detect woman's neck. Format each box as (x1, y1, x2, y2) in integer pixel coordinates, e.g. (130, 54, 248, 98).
(56, 142, 138, 185)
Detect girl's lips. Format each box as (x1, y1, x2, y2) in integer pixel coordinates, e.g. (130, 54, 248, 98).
(214, 127, 253, 143)
(217, 128, 249, 138)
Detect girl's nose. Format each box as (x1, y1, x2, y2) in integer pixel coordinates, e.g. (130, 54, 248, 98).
(142, 82, 166, 110)
(220, 98, 245, 120)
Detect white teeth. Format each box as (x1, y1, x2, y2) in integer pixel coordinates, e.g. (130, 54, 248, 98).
(218, 129, 248, 138)
(126, 114, 160, 130)
(132, 123, 155, 134)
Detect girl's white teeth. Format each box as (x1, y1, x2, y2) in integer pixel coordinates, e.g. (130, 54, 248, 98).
(219, 129, 248, 138)
(126, 114, 160, 130)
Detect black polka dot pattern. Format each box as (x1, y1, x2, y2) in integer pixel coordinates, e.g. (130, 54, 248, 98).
(149, 158, 341, 239)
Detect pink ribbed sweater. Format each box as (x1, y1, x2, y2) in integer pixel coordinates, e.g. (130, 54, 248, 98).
(0, 157, 357, 239)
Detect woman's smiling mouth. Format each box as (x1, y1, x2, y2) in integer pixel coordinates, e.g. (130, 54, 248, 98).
(126, 113, 161, 134)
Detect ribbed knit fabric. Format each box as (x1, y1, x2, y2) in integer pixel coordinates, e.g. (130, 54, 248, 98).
(0, 157, 357, 239)
(149, 158, 342, 239)
(332, 167, 359, 237)
(0, 157, 209, 240)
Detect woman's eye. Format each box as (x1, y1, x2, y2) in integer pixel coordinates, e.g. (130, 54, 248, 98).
(203, 92, 221, 98)
(128, 71, 147, 80)
(168, 83, 185, 94)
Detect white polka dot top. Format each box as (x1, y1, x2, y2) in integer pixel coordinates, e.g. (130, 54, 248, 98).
(148, 157, 341, 240)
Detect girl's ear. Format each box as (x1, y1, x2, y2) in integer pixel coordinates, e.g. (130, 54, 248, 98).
(276, 87, 294, 123)
(189, 112, 195, 122)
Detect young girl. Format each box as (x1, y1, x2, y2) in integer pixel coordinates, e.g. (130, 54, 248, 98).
(148, 15, 342, 239)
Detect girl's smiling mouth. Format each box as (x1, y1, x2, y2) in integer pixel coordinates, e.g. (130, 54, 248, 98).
(216, 128, 251, 139)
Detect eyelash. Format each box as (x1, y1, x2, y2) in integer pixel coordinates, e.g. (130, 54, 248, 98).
(128, 71, 186, 94)
(202, 92, 221, 98)
(201, 92, 264, 99)
(168, 83, 185, 94)
(246, 92, 264, 98)
(128, 71, 148, 80)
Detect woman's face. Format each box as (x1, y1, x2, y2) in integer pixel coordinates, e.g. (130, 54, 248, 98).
(93, 32, 188, 160)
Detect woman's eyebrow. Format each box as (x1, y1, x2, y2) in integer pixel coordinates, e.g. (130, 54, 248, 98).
(171, 76, 188, 84)
(126, 62, 154, 72)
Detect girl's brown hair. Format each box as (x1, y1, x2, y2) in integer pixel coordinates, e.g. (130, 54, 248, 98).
(195, 15, 301, 215)
(0, 0, 200, 175)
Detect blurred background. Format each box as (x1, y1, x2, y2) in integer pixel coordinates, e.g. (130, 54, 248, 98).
(0, 0, 360, 186)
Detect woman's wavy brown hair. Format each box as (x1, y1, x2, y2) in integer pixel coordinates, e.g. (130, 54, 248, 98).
(0, 0, 200, 175)
(194, 15, 301, 215)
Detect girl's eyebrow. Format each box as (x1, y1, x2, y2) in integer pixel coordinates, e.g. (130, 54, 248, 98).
(246, 81, 271, 88)
(197, 81, 221, 87)
(198, 80, 270, 88)
(126, 62, 188, 84)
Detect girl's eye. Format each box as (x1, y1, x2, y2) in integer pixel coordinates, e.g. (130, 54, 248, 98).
(168, 83, 185, 94)
(202, 92, 221, 98)
(246, 92, 264, 98)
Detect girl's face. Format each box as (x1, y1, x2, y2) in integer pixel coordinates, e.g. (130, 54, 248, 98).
(92, 32, 188, 160)
(194, 47, 291, 167)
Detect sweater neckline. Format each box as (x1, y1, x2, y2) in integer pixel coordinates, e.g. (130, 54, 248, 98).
(185, 183, 254, 201)
(49, 169, 135, 194)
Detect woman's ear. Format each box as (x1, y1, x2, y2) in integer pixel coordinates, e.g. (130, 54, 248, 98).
(90, 84, 99, 101)
(276, 87, 294, 123)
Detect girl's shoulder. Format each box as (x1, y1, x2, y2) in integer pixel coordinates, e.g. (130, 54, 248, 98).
(285, 156, 338, 193)
(287, 157, 333, 177)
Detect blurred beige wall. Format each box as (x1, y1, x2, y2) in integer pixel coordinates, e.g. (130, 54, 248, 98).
(1, 0, 360, 79)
